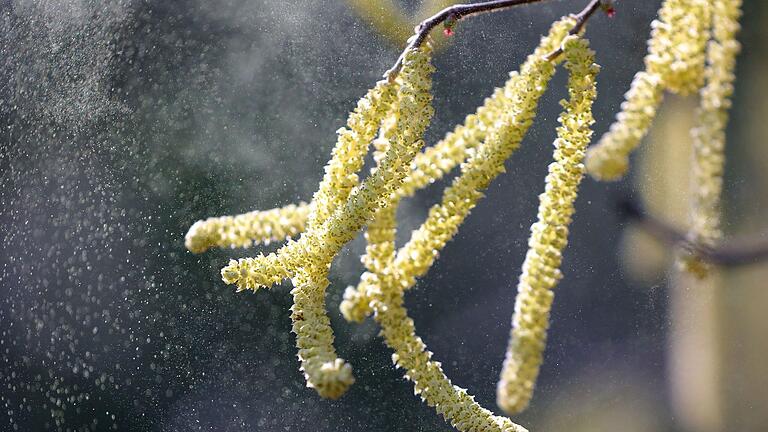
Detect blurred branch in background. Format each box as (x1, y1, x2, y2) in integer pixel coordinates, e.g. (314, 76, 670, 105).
(618, 196, 768, 267)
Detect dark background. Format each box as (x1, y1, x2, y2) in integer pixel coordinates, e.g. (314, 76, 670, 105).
(2, 1, 766, 431)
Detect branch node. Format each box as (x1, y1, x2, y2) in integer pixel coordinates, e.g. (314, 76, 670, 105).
(544, 0, 603, 61)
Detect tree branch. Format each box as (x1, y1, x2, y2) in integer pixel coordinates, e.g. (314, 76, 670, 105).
(617, 197, 768, 267)
(384, 0, 605, 81)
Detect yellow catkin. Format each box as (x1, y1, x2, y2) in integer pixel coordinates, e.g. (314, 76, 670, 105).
(647, 0, 711, 95)
(340, 16, 575, 323)
(584, 71, 664, 180)
(343, 100, 402, 323)
(351, 202, 400, 326)
(679, 0, 742, 277)
(361, 103, 400, 277)
(371, 286, 529, 432)
(497, 37, 599, 415)
(184, 203, 310, 254)
(219, 46, 434, 399)
(289, 266, 355, 399)
(585, 0, 711, 181)
(305, 80, 397, 230)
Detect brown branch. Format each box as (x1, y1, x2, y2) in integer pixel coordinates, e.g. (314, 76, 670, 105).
(385, 0, 547, 80)
(617, 197, 768, 267)
(384, 0, 606, 81)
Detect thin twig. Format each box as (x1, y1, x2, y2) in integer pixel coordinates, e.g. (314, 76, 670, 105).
(617, 197, 768, 267)
(384, 0, 550, 81)
(544, 0, 602, 60)
(384, 0, 607, 81)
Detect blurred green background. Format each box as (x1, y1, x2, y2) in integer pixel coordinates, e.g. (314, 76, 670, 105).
(1, 1, 767, 430)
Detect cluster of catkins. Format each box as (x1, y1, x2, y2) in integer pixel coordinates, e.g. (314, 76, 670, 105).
(585, 0, 741, 276)
(185, 0, 740, 430)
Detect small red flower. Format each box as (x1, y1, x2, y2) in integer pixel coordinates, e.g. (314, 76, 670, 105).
(443, 14, 457, 37)
(600, 1, 616, 18)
